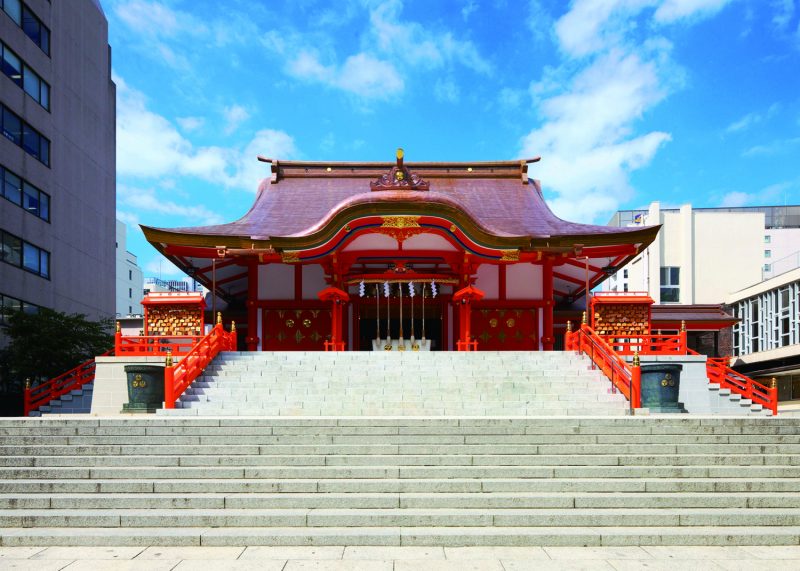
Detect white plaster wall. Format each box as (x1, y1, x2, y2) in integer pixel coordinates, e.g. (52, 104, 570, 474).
(694, 212, 762, 302)
(259, 264, 294, 300)
(343, 234, 397, 251)
(302, 264, 327, 300)
(475, 265, 499, 300)
(403, 234, 457, 251)
(765, 228, 800, 277)
(506, 263, 543, 299)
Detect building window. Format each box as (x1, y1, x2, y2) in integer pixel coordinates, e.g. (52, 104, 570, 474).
(765, 235, 771, 243)
(128, 287, 132, 298)
(660, 267, 680, 302)
(0, 291, 40, 326)
(1, 42, 49, 109)
(765, 250, 771, 258)
(623, 269, 628, 279)
(764, 264, 771, 272)
(623, 283, 629, 292)
(128, 270, 132, 280)
(0, 103, 50, 166)
(0, 228, 49, 278)
(1, 1, 50, 56)
(1, 165, 50, 222)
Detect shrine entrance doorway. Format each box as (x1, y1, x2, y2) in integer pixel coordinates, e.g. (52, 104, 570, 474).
(356, 300, 445, 351)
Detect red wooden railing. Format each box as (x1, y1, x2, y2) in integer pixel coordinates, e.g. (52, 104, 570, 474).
(566, 323, 641, 409)
(164, 322, 237, 409)
(692, 351, 778, 415)
(23, 348, 113, 416)
(324, 341, 346, 351)
(599, 331, 686, 355)
(456, 339, 479, 351)
(115, 333, 203, 357)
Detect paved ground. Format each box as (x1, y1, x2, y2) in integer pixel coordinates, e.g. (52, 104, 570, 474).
(2, 545, 800, 570)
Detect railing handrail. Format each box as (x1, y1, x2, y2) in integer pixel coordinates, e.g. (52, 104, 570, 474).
(23, 348, 113, 416)
(164, 323, 236, 409)
(115, 334, 204, 356)
(688, 349, 777, 415)
(567, 323, 641, 408)
(599, 333, 685, 355)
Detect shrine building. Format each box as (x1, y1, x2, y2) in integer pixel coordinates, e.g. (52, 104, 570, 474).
(142, 151, 660, 352)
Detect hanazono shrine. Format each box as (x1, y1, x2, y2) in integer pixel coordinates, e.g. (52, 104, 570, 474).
(142, 150, 659, 352)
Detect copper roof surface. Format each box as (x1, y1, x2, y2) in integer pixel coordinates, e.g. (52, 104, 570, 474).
(145, 160, 656, 246)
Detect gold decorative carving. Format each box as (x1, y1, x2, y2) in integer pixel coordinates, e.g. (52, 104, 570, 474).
(285, 319, 295, 328)
(500, 249, 520, 262)
(281, 251, 300, 263)
(506, 318, 515, 328)
(378, 216, 424, 243)
(381, 216, 420, 229)
(449, 224, 457, 233)
(303, 319, 312, 328)
(489, 318, 498, 328)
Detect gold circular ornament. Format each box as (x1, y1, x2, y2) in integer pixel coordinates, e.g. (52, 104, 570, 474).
(303, 319, 312, 328)
(489, 318, 498, 328)
(665, 373, 672, 380)
(450, 224, 457, 233)
(395, 170, 405, 181)
(506, 318, 515, 328)
(412, 343, 420, 351)
(661, 379, 669, 387)
(384, 344, 393, 351)
(669, 380, 675, 387)
(286, 319, 295, 328)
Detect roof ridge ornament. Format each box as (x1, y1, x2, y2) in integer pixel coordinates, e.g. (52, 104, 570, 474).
(370, 148, 430, 192)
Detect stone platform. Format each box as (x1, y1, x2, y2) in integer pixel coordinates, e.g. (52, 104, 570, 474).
(1, 416, 800, 547)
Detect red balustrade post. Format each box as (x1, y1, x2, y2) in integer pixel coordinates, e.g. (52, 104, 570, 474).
(631, 351, 642, 410)
(115, 321, 122, 354)
(770, 378, 778, 415)
(680, 320, 688, 354)
(565, 321, 573, 352)
(23, 378, 32, 416)
(163, 350, 175, 410)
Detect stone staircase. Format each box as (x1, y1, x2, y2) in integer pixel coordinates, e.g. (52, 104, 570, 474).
(161, 351, 630, 416)
(28, 382, 94, 417)
(1, 417, 800, 546)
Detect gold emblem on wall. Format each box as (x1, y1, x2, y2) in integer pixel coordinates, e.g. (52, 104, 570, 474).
(500, 250, 520, 262)
(506, 318, 515, 328)
(489, 318, 498, 328)
(303, 319, 312, 328)
(281, 251, 301, 263)
(285, 319, 295, 328)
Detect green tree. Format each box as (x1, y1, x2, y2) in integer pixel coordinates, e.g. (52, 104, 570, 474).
(0, 308, 114, 392)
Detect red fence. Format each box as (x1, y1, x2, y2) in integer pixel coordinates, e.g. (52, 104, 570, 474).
(566, 323, 640, 408)
(23, 349, 113, 416)
(115, 333, 203, 357)
(164, 323, 237, 409)
(700, 354, 778, 415)
(599, 332, 686, 355)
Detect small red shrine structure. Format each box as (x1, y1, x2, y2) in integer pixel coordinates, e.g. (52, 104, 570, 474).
(142, 150, 660, 352)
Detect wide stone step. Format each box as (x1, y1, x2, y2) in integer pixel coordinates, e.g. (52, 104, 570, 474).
(3, 525, 800, 547)
(4, 491, 800, 509)
(2, 453, 797, 468)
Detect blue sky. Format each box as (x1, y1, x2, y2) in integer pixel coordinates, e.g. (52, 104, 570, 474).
(106, 0, 800, 280)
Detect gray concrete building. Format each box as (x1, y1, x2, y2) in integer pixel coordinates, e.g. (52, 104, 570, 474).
(1, 0, 115, 327)
(115, 219, 143, 318)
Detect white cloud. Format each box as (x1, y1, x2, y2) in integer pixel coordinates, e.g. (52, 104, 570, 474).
(462, 0, 479, 20)
(719, 190, 751, 207)
(222, 104, 251, 135)
(771, 0, 795, 30)
(434, 78, 460, 103)
(725, 104, 780, 133)
(286, 50, 404, 99)
(653, 0, 734, 23)
(498, 87, 524, 109)
(176, 116, 205, 132)
(116, 75, 297, 192)
(119, 185, 225, 225)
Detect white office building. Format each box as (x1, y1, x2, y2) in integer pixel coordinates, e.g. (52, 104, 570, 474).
(115, 220, 143, 317)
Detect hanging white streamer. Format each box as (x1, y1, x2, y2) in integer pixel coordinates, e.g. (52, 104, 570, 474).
(383, 281, 390, 297)
(359, 281, 365, 297)
(408, 281, 415, 297)
(431, 280, 438, 298)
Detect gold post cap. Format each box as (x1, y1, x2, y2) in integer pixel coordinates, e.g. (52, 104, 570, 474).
(581, 311, 587, 324)
(165, 349, 173, 367)
(681, 320, 686, 332)
(115, 321, 121, 333)
(771, 378, 778, 389)
(25, 378, 31, 390)
(231, 321, 236, 332)
(566, 320, 572, 332)
(632, 351, 640, 367)
(216, 312, 222, 325)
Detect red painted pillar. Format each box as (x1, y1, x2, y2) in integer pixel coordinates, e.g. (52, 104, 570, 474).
(542, 257, 555, 351)
(246, 263, 259, 351)
(453, 286, 484, 351)
(318, 287, 349, 351)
